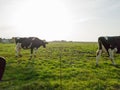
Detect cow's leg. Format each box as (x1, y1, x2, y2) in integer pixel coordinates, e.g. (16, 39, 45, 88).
(0, 57, 6, 81)
(15, 43, 22, 57)
(108, 48, 116, 65)
(33, 48, 38, 57)
(96, 49, 102, 66)
(29, 48, 33, 59)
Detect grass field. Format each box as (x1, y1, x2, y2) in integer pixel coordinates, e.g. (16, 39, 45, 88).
(0, 42, 120, 90)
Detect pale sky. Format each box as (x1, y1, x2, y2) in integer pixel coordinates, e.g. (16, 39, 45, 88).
(0, 0, 120, 41)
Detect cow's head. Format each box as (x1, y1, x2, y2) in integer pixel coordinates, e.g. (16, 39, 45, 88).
(42, 40, 48, 48)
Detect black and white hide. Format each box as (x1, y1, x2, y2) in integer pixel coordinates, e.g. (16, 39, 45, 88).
(96, 36, 120, 65)
(14, 37, 48, 59)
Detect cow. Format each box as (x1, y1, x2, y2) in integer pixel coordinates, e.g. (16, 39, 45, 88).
(96, 36, 120, 66)
(14, 37, 48, 59)
(0, 57, 6, 81)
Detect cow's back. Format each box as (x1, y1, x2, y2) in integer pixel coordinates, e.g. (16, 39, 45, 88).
(31, 38, 44, 48)
(21, 38, 32, 49)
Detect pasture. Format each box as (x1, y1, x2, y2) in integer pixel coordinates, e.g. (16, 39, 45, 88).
(0, 42, 120, 90)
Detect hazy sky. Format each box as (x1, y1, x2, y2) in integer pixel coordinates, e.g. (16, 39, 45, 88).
(0, 0, 120, 41)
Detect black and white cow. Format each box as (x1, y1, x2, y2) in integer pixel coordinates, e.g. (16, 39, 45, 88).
(14, 37, 48, 59)
(0, 57, 6, 81)
(96, 36, 120, 65)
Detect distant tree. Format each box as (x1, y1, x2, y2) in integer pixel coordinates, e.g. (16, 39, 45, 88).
(61, 40, 67, 42)
(9, 38, 15, 43)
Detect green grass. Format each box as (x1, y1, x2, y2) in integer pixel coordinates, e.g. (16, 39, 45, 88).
(0, 42, 120, 90)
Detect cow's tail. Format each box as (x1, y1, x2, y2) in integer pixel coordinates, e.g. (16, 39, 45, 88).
(96, 37, 102, 56)
(96, 37, 102, 66)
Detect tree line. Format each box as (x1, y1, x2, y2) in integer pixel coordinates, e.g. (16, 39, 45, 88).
(0, 37, 14, 43)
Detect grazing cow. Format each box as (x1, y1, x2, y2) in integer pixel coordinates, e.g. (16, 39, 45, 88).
(0, 57, 6, 81)
(96, 36, 120, 65)
(14, 37, 48, 59)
